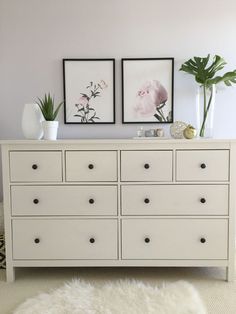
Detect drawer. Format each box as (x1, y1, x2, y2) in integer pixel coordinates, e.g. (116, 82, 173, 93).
(10, 151, 62, 182)
(66, 151, 117, 182)
(122, 219, 228, 260)
(121, 185, 228, 215)
(12, 219, 118, 260)
(121, 151, 173, 182)
(11, 185, 118, 216)
(176, 150, 229, 181)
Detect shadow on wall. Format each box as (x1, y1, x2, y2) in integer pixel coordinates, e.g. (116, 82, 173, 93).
(0, 148, 2, 202)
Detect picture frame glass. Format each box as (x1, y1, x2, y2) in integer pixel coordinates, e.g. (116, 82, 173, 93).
(122, 58, 173, 123)
(63, 59, 115, 124)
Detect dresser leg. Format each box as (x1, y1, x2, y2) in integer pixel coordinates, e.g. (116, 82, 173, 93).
(6, 266, 15, 282)
(226, 266, 234, 282)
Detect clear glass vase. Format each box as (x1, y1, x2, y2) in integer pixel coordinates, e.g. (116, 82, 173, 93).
(196, 84, 216, 138)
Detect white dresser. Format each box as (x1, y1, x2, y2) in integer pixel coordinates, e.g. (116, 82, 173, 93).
(1, 139, 235, 282)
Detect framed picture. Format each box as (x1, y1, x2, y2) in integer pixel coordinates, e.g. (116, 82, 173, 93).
(63, 59, 115, 124)
(122, 58, 174, 123)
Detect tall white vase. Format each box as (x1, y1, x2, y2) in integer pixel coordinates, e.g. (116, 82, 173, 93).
(22, 103, 44, 139)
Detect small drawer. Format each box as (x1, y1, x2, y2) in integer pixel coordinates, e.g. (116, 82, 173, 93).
(12, 219, 118, 260)
(11, 185, 118, 216)
(10, 151, 62, 182)
(122, 219, 228, 260)
(121, 151, 173, 182)
(176, 150, 229, 181)
(121, 185, 228, 216)
(66, 151, 117, 182)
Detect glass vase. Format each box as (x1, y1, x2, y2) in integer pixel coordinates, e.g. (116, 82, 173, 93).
(196, 84, 216, 138)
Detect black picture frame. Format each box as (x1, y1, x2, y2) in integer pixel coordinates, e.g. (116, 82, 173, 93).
(122, 58, 174, 124)
(63, 59, 115, 124)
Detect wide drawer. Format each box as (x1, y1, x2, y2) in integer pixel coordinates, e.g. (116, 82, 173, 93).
(12, 219, 118, 260)
(66, 151, 117, 182)
(121, 151, 173, 182)
(11, 185, 118, 216)
(122, 219, 228, 260)
(121, 185, 228, 215)
(10, 151, 62, 182)
(176, 150, 229, 181)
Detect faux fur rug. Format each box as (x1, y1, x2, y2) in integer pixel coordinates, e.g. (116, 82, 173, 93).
(14, 279, 207, 314)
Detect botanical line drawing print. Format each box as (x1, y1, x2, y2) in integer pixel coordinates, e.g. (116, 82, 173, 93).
(134, 80, 172, 122)
(74, 80, 108, 123)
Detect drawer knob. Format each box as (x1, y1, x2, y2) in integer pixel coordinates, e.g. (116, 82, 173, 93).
(200, 163, 206, 169)
(200, 237, 206, 243)
(32, 164, 38, 170)
(34, 238, 40, 244)
(89, 238, 95, 244)
(33, 199, 39, 204)
(144, 237, 150, 243)
(144, 198, 150, 204)
(89, 198, 95, 204)
(144, 163, 150, 169)
(88, 164, 94, 170)
(200, 198, 206, 204)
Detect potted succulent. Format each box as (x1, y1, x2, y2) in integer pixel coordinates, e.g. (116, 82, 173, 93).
(180, 55, 236, 137)
(37, 93, 63, 140)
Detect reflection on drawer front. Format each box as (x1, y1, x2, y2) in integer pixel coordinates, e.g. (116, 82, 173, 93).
(13, 219, 118, 260)
(11, 185, 118, 216)
(121, 151, 173, 182)
(10, 151, 62, 182)
(122, 219, 228, 260)
(66, 151, 117, 182)
(176, 150, 229, 181)
(121, 185, 228, 215)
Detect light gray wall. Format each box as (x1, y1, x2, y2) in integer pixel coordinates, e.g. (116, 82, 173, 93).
(0, 0, 236, 200)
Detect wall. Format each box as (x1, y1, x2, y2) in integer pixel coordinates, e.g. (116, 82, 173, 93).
(0, 0, 236, 200)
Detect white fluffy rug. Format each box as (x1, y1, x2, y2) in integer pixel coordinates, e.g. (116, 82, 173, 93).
(14, 279, 206, 314)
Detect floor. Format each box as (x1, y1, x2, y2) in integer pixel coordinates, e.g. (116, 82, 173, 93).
(0, 266, 236, 314)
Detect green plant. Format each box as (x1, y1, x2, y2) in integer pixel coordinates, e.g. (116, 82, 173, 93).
(37, 93, 63, 121)
(180, 55, 236, 136)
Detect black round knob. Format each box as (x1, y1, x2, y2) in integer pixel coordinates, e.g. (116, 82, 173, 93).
(88, 164, 94, 170)
(89, 238, 95, 243)
(33, 199, 39, 204)
(200, 237, 206, 243)
(144, 163, 150, 169)
(34, 238, 40, 244)
(32, 164, 38, 170)
(144, 237, 150, 243)
(144, 198, 150, 204)
(200, 163, 206, 169)
(200, 198, 206, 204)
(89, 198, 94, 204)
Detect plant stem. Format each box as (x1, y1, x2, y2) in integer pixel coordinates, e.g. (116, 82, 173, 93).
(200, 85, 213, 137)
(156, 107, 166, 121)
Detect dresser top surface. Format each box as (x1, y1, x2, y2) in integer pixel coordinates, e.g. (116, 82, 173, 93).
(1, 138, 236, 145)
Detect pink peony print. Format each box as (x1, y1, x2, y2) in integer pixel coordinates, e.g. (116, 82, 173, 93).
(134, 80, 168, 120)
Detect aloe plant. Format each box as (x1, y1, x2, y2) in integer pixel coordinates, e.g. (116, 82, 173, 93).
(37, 93, 63, 121)
(180, 55, 236, 136)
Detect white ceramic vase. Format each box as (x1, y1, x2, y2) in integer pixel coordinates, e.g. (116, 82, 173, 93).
(22, 103, 44, 139)
(42, 121, 59, 140)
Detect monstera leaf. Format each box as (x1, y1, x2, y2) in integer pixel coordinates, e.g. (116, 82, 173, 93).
(180, 54, 236, 88)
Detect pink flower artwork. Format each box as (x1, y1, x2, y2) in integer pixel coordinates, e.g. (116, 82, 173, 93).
(74, 80, 107, 123)
(78, 96, 88, 106)
(134, 80, 170, 122)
